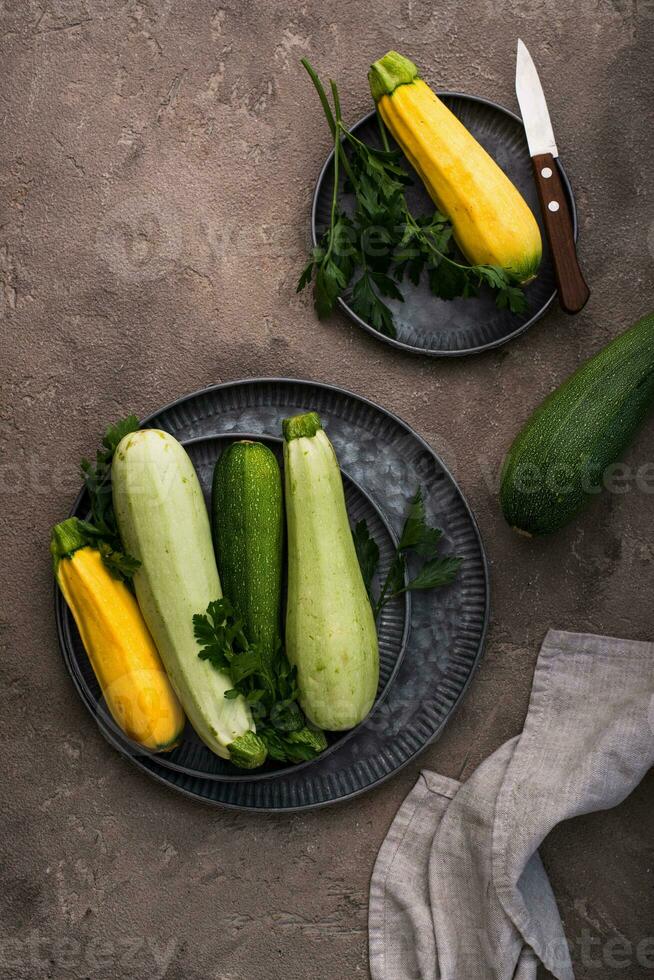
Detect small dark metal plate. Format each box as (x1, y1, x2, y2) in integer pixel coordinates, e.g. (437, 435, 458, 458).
(56, 379, 489, 810)
(312, 96, 578, 356)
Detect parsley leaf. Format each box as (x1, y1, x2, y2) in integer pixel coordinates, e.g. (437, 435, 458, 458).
(352, 487, 464, 618)
(428, 260, 470, 301)
(297, 258, 315, 292)
(95, 541, 141, 581)
(315, 253, 348, 319)
(263, 726, 328, 764)
(81, 415, 139, 542)
(102, 416, 141, 458)
(352, 519, 380, 600)
(370, 271, 404, 302)
(398, 488, 443, 557)
(193, 598, 327, 766)
(495, 284, 529, 315)
(79, 415, 141, 582)
(350, 271, 396, 338)
(406, 555, 464, 590)
(381, 553, 407, 605)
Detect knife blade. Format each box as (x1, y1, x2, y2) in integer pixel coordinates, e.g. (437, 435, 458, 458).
(515, 39, 589, 314)
(516, 39, 558, 158)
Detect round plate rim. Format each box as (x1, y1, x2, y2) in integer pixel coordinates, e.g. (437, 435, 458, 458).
(310, 94, 579, 358)
(55, 377, 490, 811)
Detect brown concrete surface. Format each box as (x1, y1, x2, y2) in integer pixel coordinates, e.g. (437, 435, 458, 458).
(1, 2, 653, 978)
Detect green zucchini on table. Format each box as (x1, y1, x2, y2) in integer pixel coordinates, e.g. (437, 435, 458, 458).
(212, 441, 283, 656)
(283, 412, 379, 731)
(111, 428, 266, 768)
(500, 311, 654, 536)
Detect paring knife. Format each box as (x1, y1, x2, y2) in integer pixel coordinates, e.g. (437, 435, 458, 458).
(516, 39, 590, 314)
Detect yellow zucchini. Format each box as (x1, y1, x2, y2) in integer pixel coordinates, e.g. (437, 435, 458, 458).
(369, 51, 542, 283)
(52, 519, 185, 751)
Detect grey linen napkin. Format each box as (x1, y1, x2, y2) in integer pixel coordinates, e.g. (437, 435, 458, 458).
(369, 629, 654, 980)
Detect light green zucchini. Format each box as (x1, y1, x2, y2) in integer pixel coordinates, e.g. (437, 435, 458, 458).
(283, 412, 379, 731)
(111, 428, 266, 768)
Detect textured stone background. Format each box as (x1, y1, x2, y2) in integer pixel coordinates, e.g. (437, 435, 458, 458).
(1, 1, 653, 978)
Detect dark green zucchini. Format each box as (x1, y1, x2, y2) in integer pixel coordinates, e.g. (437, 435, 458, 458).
(212, 441, 283, 654)
(500, 311, 654, 535)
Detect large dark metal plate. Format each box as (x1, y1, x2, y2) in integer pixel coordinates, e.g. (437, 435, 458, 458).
(56, 379, 489, 810)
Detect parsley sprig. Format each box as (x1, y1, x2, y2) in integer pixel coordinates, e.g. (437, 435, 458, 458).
(193, 599, 328, 765)
(353, 488, 463, 618)
(79, 416, 141, 582)
(298, 60, 528, 338)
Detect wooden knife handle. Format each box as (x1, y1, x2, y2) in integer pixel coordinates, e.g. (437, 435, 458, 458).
(532, 152, 590, 314)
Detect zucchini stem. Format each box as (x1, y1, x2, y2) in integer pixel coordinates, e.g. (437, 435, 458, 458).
(51, 517, 92, 568)
(283, 411, 322, 442)
(228, 731, 268, 770)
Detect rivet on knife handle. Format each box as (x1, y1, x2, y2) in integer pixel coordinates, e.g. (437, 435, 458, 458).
(532, 152, 590, 314)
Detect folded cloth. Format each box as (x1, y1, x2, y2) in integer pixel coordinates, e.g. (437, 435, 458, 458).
(369, 629, 654, 980)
